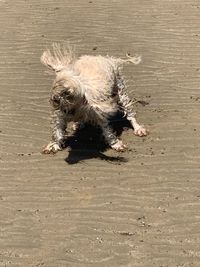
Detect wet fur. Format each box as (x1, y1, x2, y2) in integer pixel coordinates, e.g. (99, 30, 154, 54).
(41, 43, 147, 154)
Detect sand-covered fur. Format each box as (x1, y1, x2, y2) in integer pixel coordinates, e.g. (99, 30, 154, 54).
(41, 43, 147, 153)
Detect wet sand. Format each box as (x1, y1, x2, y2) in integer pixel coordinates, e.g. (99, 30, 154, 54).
(0, 0, 200, 266)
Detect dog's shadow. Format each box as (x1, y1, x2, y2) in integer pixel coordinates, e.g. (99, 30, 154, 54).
(64, 113, 132, 164)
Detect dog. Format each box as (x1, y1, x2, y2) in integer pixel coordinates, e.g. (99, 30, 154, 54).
(41, 43, 147, 154)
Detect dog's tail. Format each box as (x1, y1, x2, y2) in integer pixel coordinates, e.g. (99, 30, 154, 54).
(125, 54, 141, 65)
(113, 54, 142, 67)
(40, 43, 75, 73)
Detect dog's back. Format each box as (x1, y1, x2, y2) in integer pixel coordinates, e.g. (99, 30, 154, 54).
(74, 55, 117, 100)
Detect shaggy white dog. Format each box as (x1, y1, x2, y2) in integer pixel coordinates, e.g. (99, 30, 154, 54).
(41, 44, 147, 153)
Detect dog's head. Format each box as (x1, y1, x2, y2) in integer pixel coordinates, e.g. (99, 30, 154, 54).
(50, 89, 73, 108)
(50, 71, 83, 109)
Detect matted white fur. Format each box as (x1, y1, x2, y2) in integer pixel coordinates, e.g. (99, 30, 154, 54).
(41, 43, 147, 154)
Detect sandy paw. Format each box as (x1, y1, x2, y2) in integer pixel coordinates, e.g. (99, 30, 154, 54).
(42, 142, 62, 154)
(111, 140, 127, 152)
(134, 126, 148, 137)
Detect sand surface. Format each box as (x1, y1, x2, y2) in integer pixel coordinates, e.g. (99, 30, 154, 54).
(0, 0, 200, 266)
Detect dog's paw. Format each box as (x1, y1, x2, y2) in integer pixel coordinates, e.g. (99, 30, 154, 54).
(134, 126, 148, 137)
(111, 140, 127, 152)
(42, 142, 62, 154)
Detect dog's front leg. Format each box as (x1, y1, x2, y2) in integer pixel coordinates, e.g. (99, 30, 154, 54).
(90, 104, 126, 152)
(101, 122, 126, 152)
(42, 109, 67, 154)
